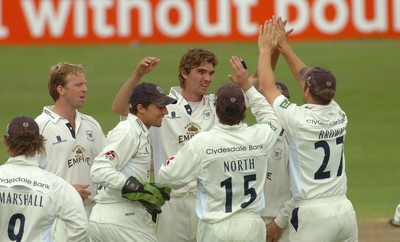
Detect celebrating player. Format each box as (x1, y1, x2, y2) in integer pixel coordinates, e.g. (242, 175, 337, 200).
(261, 82, 292, 242)
(35, 62, 106, 241)
(112, 49, 219, 242)
(257, 17, 358, 241)
(0, 116, 88, 242)
(158, 55, 282, 242)
(88, 81, 176, 241)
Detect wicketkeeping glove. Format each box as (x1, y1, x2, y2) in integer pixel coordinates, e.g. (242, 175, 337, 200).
(121, 176, 171, 214)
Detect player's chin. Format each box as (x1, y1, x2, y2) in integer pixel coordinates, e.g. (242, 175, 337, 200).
(153, 119, 163, 128)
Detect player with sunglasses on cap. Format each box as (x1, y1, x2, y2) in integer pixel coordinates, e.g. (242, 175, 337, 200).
(89, 81, 176, 242)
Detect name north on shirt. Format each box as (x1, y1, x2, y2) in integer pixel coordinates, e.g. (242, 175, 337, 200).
(224, 158, 255, 172)
(206, 144, 263, 155)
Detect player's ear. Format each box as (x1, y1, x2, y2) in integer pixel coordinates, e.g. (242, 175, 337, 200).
(136, 104, 145, 113)
(56, 85, 64, 96)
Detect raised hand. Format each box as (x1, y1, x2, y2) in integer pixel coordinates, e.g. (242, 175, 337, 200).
(275, 16, 293, 50)
(228, 56, 251, 91)
(258, 19, 279, 54)
(134, 56, 161, 77)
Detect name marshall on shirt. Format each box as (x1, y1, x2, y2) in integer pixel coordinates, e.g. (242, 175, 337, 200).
(0, 192, 44, 207)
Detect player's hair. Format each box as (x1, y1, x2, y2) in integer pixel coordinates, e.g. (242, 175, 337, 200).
(303, 84, 335, 105)
(129, 102, 151, 115)
(215, 84, 246, 125)
(3, 132, 45, 157)
(48, 62, 86, 101)
(178, 48, 219, 88)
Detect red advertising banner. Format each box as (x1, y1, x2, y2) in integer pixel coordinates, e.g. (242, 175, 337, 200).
(0, 0, 399, 45)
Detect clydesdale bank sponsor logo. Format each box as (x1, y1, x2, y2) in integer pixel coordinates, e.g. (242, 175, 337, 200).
(206, 144, 264, 155)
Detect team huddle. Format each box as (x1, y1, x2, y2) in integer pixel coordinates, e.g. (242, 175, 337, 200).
(0, 17, 359, 242)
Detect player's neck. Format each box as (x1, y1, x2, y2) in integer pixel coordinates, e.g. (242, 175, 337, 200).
(52, 102, 77, 125)
(181, 89, 203, 102)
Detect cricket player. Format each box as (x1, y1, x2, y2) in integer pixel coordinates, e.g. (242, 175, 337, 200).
(88, 82, 176, 242)
(112, 49, 219, 242)
(158, 55, 282, 242)
(263, 82, 292, 242)
(389, 203, 400, 227)
(0, 116, 88, 242)
(35, 62, 106, 241)
(257, 17, 358, 241)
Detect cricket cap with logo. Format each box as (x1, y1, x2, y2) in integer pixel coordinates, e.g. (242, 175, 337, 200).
(300, 66, 336, 101)
(216, 83, 245, 113)
(6, 116, 40, 142)
(129, 82, 177, 108)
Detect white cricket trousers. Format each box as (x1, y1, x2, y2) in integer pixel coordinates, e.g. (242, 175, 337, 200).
(289, 195, 358, 242)
(197, 213, 266, 242)
(88, 202, 157, 242)
(155, 193, 197, 242)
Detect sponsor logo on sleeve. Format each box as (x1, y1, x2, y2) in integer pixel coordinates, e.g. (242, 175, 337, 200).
(164, 156, 175, 166)
(279, 99, 291, 109)
(105, 150, 116, 161)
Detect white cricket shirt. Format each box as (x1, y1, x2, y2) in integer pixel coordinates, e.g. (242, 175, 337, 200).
(35, 106, 106, 208)
(150, 86, 218, 195)
(159, 87, 282, 223)
(0, 155, 88, 242)
(91, 113, 152, 204)
(272, 95, 348, 201)
(262, 130, 291, 226)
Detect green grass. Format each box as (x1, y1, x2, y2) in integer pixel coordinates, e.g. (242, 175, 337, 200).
(1, 40, 399, 220)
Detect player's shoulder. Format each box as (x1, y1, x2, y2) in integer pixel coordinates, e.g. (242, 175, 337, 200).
(35, 106, 56, 122)
(78, 111, 103, 128)
(203, 93, 216, 103)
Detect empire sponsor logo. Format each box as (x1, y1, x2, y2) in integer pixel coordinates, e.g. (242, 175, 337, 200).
(68, 145, 90, 168)
(178, 123, 201, 144)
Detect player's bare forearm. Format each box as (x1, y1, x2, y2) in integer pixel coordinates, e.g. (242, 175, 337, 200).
(267, 220, 283, 242)
(72, 184, 91, 200)
(112, 57, 160, 116)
